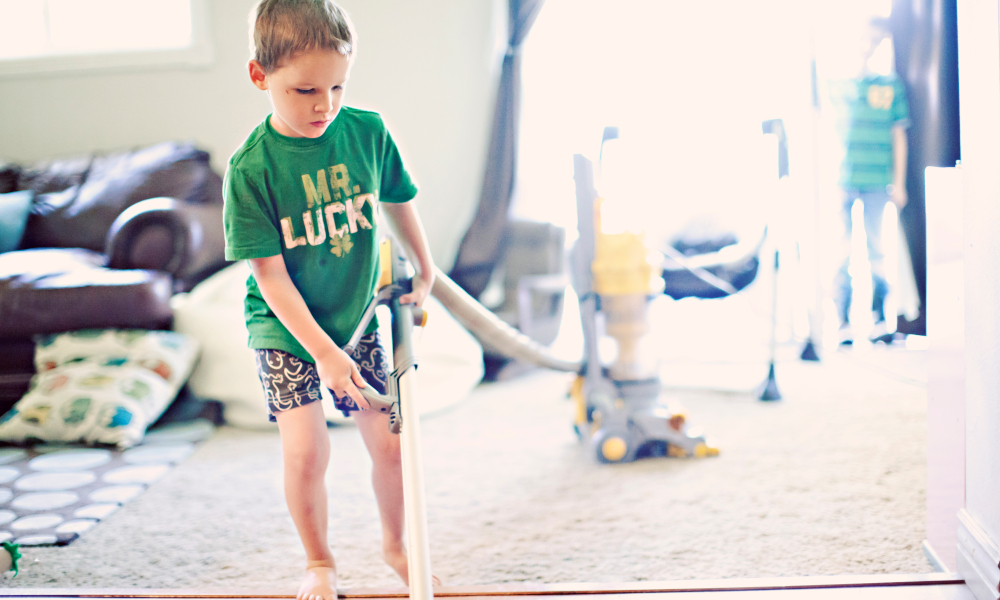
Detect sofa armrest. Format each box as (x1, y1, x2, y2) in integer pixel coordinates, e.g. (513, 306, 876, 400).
(106, 196, 228, 290)
(106, 197, 191, 275)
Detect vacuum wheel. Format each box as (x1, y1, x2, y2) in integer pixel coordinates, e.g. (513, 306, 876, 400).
(592, 426, 638, 463)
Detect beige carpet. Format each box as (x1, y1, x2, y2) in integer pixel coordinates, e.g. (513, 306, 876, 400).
(2, 338, 931, 590)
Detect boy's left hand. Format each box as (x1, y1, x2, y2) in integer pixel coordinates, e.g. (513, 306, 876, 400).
(398, 271, 434, 307)
(891, 185, 908, 210)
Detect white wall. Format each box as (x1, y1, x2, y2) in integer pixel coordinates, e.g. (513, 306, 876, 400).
(956, 1, 1000, 598)
(0, 0, 505, 269)
(924, 166, 965, 572)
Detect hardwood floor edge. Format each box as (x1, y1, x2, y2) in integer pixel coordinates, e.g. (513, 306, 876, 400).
(2, 572, 966, 598)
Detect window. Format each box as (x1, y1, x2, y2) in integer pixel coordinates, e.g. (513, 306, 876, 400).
(516, 0, 798, 242)
(0, 0, 211, 76)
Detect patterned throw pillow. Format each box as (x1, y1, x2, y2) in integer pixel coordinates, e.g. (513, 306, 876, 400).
(0, 330, 199, 448)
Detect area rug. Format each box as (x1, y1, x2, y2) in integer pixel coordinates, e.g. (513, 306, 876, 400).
(0, 419, 213, 547)
(0, 340, 931, 589)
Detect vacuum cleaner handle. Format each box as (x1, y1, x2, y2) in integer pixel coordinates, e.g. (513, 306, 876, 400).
(358, 387, 402, 435)
(359, 387, 395, 413)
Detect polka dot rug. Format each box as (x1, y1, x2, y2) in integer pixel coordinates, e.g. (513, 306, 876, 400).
(0, 419, 214, 546)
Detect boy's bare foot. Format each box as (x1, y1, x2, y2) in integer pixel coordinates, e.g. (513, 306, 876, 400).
(299, 559, 338, 600)
(384, 547, 442, 588)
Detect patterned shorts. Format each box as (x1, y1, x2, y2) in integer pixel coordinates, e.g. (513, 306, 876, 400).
(254, 332, 389, 422)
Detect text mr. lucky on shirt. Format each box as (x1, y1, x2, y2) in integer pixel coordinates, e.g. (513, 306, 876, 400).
(281, 164, 378, 257)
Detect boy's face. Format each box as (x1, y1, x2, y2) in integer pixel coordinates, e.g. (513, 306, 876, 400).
(249, 48, 353, 139)
(856, 24, 888, 67)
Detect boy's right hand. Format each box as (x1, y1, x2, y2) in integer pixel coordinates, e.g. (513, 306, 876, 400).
(314, 346, 371, 410)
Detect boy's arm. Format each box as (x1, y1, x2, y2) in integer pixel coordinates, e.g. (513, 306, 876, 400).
(381, 200, 435, 307)
(891, 124, 908, 209)
(248, 254, 370, 408)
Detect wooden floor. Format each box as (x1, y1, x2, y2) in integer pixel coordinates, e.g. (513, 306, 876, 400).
(3, 574, 976, 600)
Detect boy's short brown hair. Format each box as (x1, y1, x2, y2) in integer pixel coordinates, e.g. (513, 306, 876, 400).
(250, 0, 356, 72)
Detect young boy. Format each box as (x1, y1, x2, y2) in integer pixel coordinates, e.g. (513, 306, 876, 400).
(223, 1, 437, 597)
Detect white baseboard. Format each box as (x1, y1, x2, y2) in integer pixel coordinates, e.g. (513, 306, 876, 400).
(924, 539, 949, 572)
(957, 509, 1000, 600)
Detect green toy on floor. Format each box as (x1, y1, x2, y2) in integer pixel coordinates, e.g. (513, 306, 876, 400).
(1, 540, 21, 576)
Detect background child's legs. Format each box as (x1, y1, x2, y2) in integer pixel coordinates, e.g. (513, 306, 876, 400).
(832, 194, 856, 328)
(861, 195, 890, 323)
(275, 401, 336, 566)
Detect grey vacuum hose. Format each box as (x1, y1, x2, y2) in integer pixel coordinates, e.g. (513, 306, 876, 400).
(431, 267, 582, 374)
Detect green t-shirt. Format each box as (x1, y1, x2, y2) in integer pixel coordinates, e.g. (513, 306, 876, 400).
(223, 106, 417, 361)
(828, 73, 910, 192)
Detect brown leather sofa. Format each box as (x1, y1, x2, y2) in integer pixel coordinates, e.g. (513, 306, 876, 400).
(0, 141, 230, 412)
